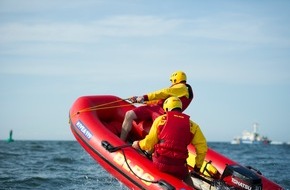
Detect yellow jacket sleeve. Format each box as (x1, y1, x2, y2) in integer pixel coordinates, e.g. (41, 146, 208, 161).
(138, 115, 165, 151)
(146, 83, 189, 101)
(190, 120, 208, 168)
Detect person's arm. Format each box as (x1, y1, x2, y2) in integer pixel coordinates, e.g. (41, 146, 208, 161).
(145, 84, 189, 101)
(190, 121, 208, 169)
(138, 116, 162, 151)
(132, 115, 164, 151)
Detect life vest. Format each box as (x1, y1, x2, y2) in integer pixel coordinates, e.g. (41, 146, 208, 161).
(180, 83, 194, 111)
(153, 111, 193, 167)
(179, 95, 191, 111)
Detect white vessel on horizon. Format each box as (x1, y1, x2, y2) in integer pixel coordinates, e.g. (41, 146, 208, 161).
(231, 123, 271, 144)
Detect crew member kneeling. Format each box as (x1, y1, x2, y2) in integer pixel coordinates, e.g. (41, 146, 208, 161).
(132, 96, 208, 186)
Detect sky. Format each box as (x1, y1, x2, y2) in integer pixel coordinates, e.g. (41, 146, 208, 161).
(0, 0, 289, 142)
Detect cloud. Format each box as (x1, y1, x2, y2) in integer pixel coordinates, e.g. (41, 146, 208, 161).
(95, 15, 183, 37)
(0, 7, 289, 86)
(1, 13, 289, 54)
(0, 23, 97, 43)
(182, 63, 290, 85)
(1, 60, 289, 86)
(0, 15, 183, 44)
(182, 13, 290, 47)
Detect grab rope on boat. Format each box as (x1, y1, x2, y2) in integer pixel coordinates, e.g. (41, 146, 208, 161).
(101, 141, 175, 190)
(72, 98, 132, 117)
(121, 148, 174, 190)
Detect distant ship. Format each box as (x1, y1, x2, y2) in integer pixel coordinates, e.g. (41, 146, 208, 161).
(231, 123, 271, 144)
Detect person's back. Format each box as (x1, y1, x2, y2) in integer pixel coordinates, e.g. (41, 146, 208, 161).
(153, 111, 193, 179)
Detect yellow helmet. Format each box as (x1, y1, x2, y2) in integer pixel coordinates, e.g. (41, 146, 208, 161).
(163, 96, 182, 112)
(170, 70, 187, 85)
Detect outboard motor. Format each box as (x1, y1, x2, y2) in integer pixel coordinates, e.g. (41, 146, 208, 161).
(221, 164, 262, 190)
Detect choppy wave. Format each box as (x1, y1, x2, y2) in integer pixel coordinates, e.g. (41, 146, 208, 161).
(0, 141, 289, 190)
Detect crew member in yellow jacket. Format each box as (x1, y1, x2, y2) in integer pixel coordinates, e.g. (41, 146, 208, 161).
(132, 97, 208, 186)
(120, 70, 194, 141)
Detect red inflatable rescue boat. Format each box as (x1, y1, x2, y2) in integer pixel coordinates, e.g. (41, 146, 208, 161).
(69, 95, 284, 190)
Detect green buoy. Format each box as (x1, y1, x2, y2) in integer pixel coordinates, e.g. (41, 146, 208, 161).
(6, 130, 14, 143)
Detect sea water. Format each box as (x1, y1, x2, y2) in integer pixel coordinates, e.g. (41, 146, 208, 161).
(0, 141, 289, 190)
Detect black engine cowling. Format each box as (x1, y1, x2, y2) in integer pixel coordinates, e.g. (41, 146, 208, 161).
(221, 164, 262, 190)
